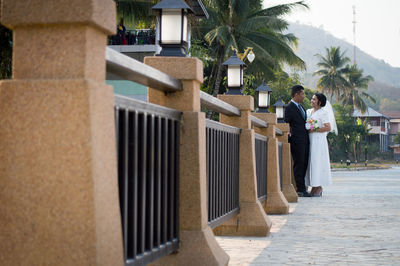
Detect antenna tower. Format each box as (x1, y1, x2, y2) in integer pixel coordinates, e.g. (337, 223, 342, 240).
(352, 5, 356, 64)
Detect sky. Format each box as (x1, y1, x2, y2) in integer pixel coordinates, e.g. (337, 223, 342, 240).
(264, 0, 400, 68)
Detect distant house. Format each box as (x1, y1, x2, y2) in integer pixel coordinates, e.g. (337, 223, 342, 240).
(381, 111, 400, 145)
(381, 111, 400, 160)
(352, 107, 390, 152)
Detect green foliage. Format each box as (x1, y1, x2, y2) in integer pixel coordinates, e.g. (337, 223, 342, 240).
(394, 133, 400, 145)
(115, 0, 157, 30)
(327, 104, 370, 161)
(341, 64, 375, 113)
(0, 25, 12, 79)
(314, 46, 375, 113)
(191, 0, 308, 99)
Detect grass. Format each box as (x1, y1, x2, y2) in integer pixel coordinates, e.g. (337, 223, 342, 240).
(331, 161, 399, 169)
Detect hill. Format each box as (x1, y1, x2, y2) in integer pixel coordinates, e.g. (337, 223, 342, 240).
(287, 23, 400, 111)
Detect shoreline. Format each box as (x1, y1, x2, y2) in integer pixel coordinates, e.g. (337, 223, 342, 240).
(331, 166, 394, 171)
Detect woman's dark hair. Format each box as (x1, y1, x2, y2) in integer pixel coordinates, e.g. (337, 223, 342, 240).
(291, 85, 304, 97)
(314, 93, 327, 107)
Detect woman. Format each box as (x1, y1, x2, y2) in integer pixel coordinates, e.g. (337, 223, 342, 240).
(305, 93, 337, 197)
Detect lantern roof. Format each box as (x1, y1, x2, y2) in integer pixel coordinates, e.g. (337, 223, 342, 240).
(152, 0, 193, 12)
(185, 0, 209, 18)
(273, 99, 286, 107)
(255, 81, 272, 92)
(222, 52, 247, 67)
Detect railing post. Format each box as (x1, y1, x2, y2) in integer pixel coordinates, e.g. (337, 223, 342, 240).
(0, 1, 124, 265)
(213, 95, 272, 236)
(253, 113, 290, 214)
(144, 57, 229, 266)
(276, 124, 298, 202)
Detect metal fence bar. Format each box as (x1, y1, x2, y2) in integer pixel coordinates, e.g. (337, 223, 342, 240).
(132, 111, 139, 259)
(206, 119, 240, 229)
(200, 91, 241, 116)
(115, 95, 181, 266)
(279, 141, 282, 190)
(255, 133, 268, 200)
(106, 47, 182, 92)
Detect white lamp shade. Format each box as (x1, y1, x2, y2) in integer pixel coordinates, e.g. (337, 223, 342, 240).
(258, 91, 270, 107)
(247, 51, 255, 63)
(227, 65, 242, 87)
(276, 106, 284, 118)
(161, 9, 183, 44)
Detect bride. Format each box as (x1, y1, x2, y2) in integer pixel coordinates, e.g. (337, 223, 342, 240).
(305, 93, 337, 197)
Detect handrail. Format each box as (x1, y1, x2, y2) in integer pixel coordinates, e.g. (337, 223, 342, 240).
(106, 47, 182, 92)
(251, 115, 268, 128)
(275, 128, 283, 136)
(200, 91, 241, 116)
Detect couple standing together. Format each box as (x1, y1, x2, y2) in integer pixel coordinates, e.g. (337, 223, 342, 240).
(284, 85, 337, 197)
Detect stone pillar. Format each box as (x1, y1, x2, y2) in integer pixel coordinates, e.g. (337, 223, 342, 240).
(253, 113, 289, 214)
(144, 57, 229, 266)
(276, 124, 298, 203)
(0, 1, 124, 265)
(212, 95, 272, 236)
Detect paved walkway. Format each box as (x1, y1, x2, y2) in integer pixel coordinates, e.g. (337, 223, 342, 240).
(216, 167, 400, 265)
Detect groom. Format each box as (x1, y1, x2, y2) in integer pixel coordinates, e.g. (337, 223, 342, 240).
(284, 85, 311, 197)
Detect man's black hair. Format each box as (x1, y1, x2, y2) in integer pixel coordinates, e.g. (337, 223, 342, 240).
(291, 85, 304, 98)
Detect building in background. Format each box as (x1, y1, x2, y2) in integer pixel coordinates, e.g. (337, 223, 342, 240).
(353, 107, 390, 152)
(381, 111, 400, 160)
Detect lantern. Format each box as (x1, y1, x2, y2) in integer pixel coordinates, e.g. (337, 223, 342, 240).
(152, 0, 193, 57)
(223, 52, 246, 95)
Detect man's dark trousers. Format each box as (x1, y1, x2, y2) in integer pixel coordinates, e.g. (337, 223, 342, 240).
(290, 140, 309, 192)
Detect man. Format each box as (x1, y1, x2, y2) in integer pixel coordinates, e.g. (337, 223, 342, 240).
(284, 85, 311, 197)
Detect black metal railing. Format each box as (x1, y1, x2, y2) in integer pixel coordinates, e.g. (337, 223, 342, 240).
(255, 134, 268, 200)
(115, 95, 181, 266)
(206, 119, 240, 228)
(109, 29, 156, 45)
(278, 141, 283, 191)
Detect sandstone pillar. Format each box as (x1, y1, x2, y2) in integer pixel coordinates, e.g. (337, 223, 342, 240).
(253, 113, 289, 214)
(276, 123, 298, 202)
(144, 57, 229, 266)
(0, 0, 124, 265)
(212, 95, 272, 236)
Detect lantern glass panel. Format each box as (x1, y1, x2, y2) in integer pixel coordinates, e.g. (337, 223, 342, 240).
(258, 92, 269, 107)
(183, 13, 188, 42)
(161, 9, 182, 44)
(276, 107, 284, 118)
(227, 65, 241, 87)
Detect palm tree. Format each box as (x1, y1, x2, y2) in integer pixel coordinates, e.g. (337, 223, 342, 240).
(194, 0, 308, 97)
(313, 46, 351, 100)
(340, 64, 375, 113)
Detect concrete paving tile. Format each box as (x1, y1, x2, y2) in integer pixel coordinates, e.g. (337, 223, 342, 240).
(216, 167, 400, 265)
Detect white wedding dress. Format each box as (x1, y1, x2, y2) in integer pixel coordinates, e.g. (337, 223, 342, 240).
(305, 108, 332, 187)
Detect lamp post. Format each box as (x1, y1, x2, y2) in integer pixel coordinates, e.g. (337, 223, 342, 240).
(255, 81, 272, 113)
(232, 46, 255, 63)
(152, 0, 193, 57)
(273, 99, 286, 123)
(223, 51, 247, 95)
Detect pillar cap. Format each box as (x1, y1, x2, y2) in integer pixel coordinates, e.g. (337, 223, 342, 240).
(1, 0, 116, 34)
(145, 56, 203, 83)
(252, 113, 277, 124)
(217, 95, 254, 111)
(276, 123, 289, 132)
